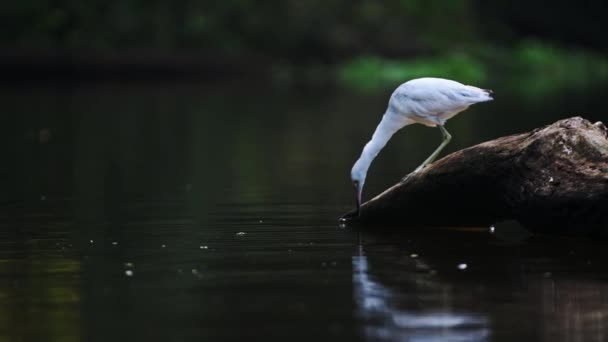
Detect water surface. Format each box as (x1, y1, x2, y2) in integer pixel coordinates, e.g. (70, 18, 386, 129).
(2, 81, 608, 341)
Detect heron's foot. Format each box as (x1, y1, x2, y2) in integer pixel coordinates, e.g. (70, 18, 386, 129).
(400, 170, 419, 183)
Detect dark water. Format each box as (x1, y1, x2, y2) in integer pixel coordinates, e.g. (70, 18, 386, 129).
(2, 81, 608, 341)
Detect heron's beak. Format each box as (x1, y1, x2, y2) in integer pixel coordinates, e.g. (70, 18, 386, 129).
(354, 183, 362, 216)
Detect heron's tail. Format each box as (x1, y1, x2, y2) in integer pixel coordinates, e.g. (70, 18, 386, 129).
(481, 89, 493, 102)
(465, 86, 493, 102)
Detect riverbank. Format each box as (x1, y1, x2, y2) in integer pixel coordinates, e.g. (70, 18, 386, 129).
(3, 41, 607, 96)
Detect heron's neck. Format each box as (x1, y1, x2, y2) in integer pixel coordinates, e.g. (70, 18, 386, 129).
(354, 114, 409, 179)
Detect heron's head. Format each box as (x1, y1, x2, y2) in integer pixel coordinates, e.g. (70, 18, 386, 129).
(350, 163, 367, 216)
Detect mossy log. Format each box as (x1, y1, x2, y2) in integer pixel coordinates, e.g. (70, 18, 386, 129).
(341, 117, 608, 235)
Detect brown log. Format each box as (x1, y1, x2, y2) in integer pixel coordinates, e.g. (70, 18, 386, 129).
(341, 117, 608, 236)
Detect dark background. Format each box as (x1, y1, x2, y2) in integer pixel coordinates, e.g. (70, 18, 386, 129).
(3, 2, 608, 342)
(1, 0, 607, 80)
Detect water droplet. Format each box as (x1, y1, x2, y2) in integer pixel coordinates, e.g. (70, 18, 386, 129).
(199, 245, 208, 250)
(259, 220, 263, 223)
(191, 269, 199, 275)
(89, 240, 94, 244)
(112, 241, 118, 246)
(125, 270, 134, 277)
(125, 262, 134, 268)
(489, 225, 495, 233)
(236, 232, 246, 237)
(410, 253, 418, 258)
(161, 244, 166, 248)
(458, 263, 468, 270)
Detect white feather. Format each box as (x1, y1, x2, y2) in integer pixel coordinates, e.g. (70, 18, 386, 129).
(351, 77, 493, 199)
(389, 77, 493, 127)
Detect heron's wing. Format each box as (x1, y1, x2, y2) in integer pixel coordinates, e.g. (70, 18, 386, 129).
(389, 84, 463, 122)
(390, 80, 491, 124)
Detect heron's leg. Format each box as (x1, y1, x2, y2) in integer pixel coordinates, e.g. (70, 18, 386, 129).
(401, 125, 452, 182)
(415, 125, 452, 171)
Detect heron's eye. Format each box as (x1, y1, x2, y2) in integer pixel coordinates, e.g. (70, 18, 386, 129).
(353, 180, 359, 187)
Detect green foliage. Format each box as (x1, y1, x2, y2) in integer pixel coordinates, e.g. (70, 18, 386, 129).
(338, 53, 486, 91)
(2, 0, 608, 98)
(337, 41, 608, 94)
(504, 41, 608, 96)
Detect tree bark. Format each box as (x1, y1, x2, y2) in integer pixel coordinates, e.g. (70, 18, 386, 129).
(341, 117, 608, 236)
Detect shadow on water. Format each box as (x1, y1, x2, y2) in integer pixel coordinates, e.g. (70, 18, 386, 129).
(1, 81, 608, 341)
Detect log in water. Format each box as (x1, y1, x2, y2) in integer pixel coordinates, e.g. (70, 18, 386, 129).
(341, 117, 608, 236)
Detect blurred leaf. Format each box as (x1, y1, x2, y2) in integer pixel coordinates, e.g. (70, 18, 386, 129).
(338, 53, 486, 92)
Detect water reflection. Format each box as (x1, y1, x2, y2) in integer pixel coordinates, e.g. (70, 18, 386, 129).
(354, 228, 608, 342)
(539, 278, 608, 341)
(0, 225, 80, 342)
(2, 82, 608, 341)
(353, 240, 490, 341)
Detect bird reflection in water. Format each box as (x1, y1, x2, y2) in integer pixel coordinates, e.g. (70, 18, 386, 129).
(351, 224, 608, 342)
(352, 243, 490, 341)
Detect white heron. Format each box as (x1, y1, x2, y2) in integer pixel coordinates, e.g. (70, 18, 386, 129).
(350, 77, 493, 215)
